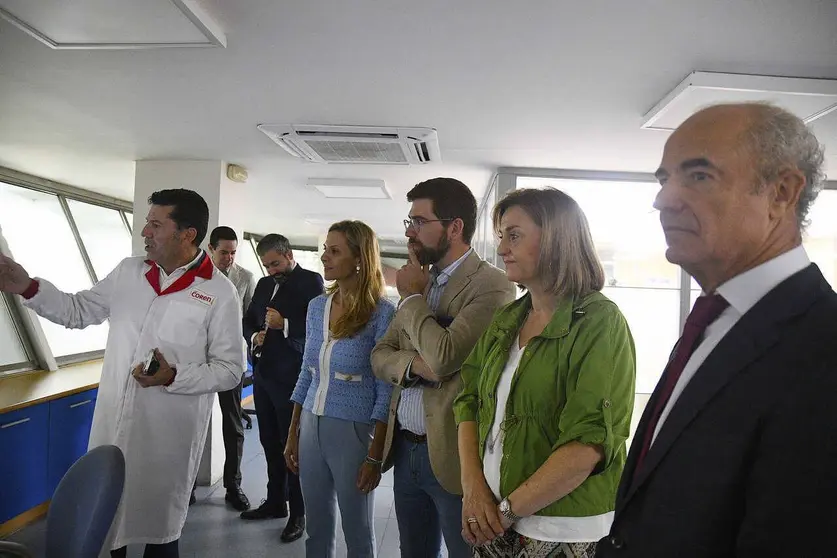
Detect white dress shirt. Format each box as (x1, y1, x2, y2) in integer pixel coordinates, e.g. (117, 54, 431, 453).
(651, 245, 811, 444)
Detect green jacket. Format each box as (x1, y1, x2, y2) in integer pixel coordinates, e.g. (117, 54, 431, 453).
(453, 291, 636, 517)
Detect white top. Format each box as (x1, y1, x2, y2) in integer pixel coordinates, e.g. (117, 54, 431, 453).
(24, 254, 244, 547)
(483, 334, 613, 543)
(652, 245, 811, 444)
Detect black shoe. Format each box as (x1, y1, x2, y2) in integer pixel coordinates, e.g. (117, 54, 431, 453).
(280, 516, 305, 543)
(225, 488, 251, 512)
(240, 500, 287, 520)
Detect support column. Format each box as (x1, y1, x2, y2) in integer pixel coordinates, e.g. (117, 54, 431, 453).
(133, 160, 226, 487)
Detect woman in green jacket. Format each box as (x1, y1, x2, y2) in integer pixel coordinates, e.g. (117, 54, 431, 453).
(454, 187, 636, 558)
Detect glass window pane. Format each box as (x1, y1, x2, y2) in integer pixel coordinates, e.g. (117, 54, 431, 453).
(382, 256, 407, 304)
(516, 178, 680, 288)
(471, 218, 485, 259)
(294, 248, 324, 279)
(483, 208, 493, 264)
(239, 238, 266, 279)
(804, 190, 837, 288)
(67, 200, 132, 281)
(0, 182, 108, 358)
(0, 295, 29, 367)
(603, 287, 680, 394)
(124, 211, 134, 234)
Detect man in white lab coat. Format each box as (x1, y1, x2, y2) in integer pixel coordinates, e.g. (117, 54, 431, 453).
(0, 189, 244, 558)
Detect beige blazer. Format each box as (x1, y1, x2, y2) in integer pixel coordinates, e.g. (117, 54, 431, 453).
(371, 251, 515, 495)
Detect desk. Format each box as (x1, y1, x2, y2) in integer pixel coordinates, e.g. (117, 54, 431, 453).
(0, 360, 102, 414)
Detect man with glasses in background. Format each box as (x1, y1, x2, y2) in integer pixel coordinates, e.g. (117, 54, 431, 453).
(372, 177, 515, 558)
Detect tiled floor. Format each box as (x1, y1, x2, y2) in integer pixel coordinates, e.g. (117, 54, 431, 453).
(4, 415, 414, 557)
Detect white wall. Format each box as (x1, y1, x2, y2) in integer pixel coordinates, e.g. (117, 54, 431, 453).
(132, 160, 223, 256)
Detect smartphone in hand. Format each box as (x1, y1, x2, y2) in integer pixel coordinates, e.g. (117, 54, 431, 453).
(143, 349, 161, 376)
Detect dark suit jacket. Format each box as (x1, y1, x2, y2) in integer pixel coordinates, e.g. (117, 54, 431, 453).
(597, 264, 837, 558)
(243, 264, 324, 391)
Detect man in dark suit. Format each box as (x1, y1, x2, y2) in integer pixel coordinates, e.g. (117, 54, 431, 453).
(240, 233, 324, 543)
(596, 103, 837, 557)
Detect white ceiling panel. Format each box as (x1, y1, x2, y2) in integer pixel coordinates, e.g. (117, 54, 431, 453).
(643, 72, 837, 131)
(0, 0, 224, 48)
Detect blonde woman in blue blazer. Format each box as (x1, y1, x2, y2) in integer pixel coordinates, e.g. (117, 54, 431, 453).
(285, 220, 395, 557)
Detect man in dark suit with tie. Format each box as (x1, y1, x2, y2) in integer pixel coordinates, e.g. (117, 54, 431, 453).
(240, 233, 324, 543)
(597, 102, 837, 557)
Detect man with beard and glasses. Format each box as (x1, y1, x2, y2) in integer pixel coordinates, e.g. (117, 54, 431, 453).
(372, 177, 515, 558)
(240, 233, 323, 544)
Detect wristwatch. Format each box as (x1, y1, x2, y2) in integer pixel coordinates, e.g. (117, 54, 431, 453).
(499, 498, 521, 523)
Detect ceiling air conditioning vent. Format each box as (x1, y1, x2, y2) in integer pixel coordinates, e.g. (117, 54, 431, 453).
(257, 124, 441, 165)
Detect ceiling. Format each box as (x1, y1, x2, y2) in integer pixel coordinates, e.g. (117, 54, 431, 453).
(0, 0, 835, 243)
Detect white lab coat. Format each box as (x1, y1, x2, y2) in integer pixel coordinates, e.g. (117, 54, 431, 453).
(24, 254, 244, 548)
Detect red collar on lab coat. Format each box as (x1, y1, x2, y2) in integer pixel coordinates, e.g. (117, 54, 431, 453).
(144, 251, 213, 296)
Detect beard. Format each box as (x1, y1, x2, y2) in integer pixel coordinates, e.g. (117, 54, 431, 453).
(410, 234, 450, 266)
(271, 267, 293, 287)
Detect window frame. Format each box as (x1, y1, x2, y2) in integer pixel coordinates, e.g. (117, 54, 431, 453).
(0, 166, 133, 376)
(0, 292, 38, 374)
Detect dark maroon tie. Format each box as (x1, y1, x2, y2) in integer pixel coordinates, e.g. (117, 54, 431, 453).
(633, 293, 730, 479)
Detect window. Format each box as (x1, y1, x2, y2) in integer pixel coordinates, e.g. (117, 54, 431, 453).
(475, 179, 500, 266)
(482, 208, 494, 263)
(0, 294, 30, 371)
(66, 200, 133, 281)
(239, 238, 266, 279)
(803, 189, 837, 288)
(0, 182, 109, 360)
(123, 211, 134, 235)
(382, 256, 408, 304)
(517, 177, 681, 393)
(293, 248, 324, 279)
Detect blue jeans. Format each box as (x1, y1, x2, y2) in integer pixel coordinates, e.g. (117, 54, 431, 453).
(299, 412, 376, 558)
(393, 435, 471, 558)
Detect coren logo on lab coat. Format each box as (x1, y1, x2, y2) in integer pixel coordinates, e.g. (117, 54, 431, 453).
(189, 289, 215, 306)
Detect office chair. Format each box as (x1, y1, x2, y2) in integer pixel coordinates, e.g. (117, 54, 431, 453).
(0, 445, 126, 558)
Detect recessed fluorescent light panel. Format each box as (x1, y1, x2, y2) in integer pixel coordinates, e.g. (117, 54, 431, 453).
(642, 72, 837, 131)
(307, 178, 390, 200)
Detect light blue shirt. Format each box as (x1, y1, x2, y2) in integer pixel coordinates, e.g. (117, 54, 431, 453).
(397, 249, 473, 435)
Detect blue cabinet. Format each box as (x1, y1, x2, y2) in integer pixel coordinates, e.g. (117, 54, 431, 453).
(0, 388, 98, 525)
(0, 403, 50, 524)
(48, 388, 98, 495)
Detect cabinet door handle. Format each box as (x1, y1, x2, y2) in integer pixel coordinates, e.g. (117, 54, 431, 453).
(69, 399, 93, 409)
(1, 418, 31, 429)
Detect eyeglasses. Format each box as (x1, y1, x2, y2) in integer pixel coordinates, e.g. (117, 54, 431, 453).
(403, 217, 453, 231)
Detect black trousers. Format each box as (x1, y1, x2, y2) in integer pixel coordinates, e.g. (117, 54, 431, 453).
(253, 379, 305, 518)
(111, 540, 178, 558)
(218, 379, 245, 489)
